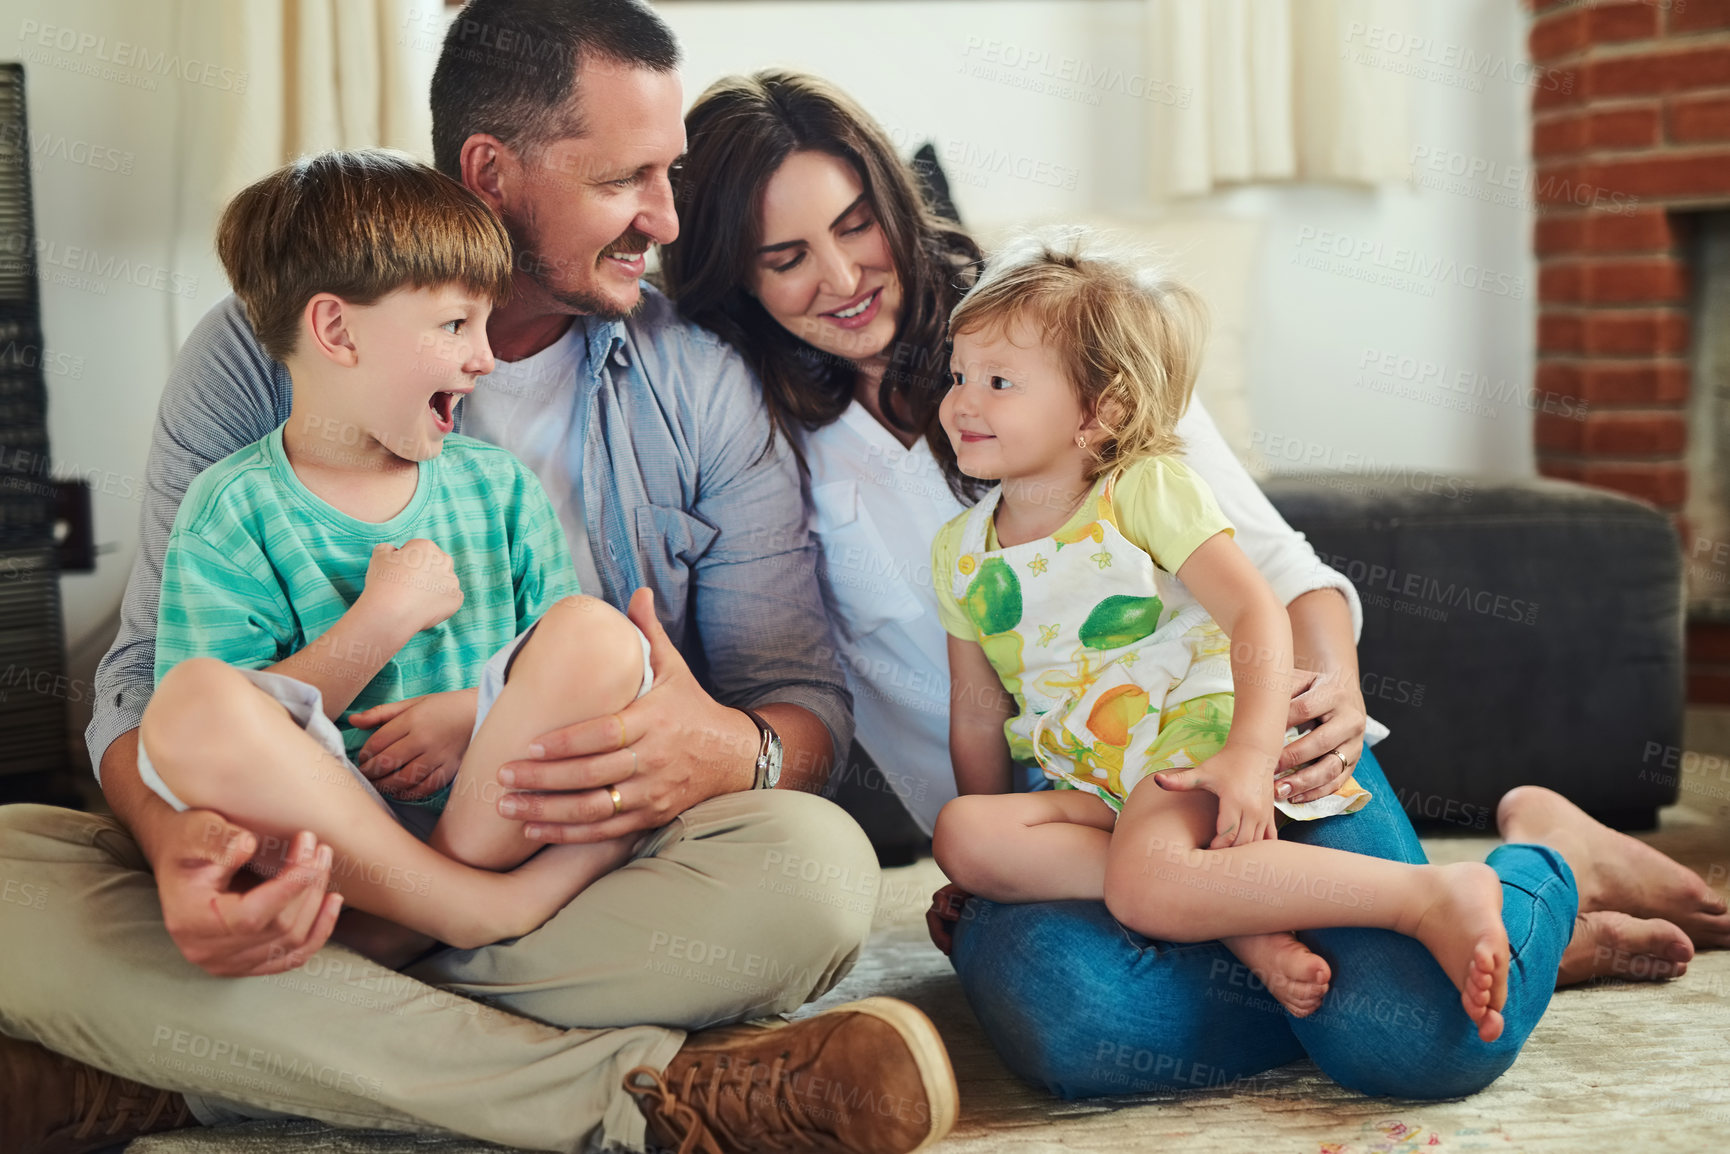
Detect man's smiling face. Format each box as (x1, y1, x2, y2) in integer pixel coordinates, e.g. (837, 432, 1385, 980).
(502, 62, 685, 319)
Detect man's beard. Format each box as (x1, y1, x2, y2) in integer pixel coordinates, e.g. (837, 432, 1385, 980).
(508, 215, 652, 321)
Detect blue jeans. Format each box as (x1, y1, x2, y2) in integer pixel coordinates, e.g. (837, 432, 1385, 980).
(950, 746, 1577, 1099)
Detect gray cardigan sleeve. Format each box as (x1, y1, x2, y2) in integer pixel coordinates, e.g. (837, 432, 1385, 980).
(86, 296, 291, 780)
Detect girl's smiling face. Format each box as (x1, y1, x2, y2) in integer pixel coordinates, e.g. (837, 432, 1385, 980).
(941, 314, 1095, 490)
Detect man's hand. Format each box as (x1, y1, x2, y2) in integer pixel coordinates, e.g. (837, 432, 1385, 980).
(1275, 668, 1368, 804)
(493, 588, 758, 844)
(154, 810, 342, 977)
(350, 687, 479, 800)
(357, 539, 463, 635)
(1154, 745, 1279, 848)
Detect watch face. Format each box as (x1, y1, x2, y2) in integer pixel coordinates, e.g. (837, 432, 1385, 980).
(748, 709, 783, 788)
(763, 732, 783, 787)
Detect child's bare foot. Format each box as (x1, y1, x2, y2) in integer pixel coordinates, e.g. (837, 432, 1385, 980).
(1223, 932, 1331, 1017)
(1498, 786, 1730, 948)
(462, 836, 643, 947)
(1409, 862, 1509, 1043)
(1556, 911, 1693, 987)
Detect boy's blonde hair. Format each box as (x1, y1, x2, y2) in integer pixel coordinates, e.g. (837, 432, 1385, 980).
(217, 149, 514, 362)
(950, 227, 1207, 479)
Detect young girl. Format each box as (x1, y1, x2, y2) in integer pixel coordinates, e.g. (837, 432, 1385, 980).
(929, 230, 1511, 1041)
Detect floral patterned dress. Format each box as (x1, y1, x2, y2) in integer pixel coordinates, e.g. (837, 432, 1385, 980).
(944, 468, 1368, 820)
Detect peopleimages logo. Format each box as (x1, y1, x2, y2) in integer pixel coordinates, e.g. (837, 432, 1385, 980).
(1409, 145, 1640, 216)
(1355, 347, 1588, 420)
(0, 235, 199, 300)
(1293, 227, 1528, 300)
(1342, 21, 1573, 94)
(17, 20, 249, 93)
(957, 36, 1191, 108)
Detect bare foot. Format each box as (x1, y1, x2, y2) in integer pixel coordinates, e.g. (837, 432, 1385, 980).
(1223, 932, 1331, 1017)
(505, 836, 642, 934)
(1556, 911, 1693, 987)
(1409, 862, 1509, 1043)
(1498, 786, 1730, 948)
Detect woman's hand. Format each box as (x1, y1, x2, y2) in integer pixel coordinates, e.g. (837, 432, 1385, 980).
(1154, 745, 1279, 848)
(1275, 668, 1368, 804)
(926, 882, 973, 956)
(350, 688, 479, 801)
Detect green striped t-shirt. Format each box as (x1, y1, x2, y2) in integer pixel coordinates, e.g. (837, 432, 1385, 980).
(155, 425, 581, 758)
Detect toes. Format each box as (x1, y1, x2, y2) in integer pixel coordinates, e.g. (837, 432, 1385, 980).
(1472, 938, 1511, 1014)
(1477, 1007, 1506, 1044)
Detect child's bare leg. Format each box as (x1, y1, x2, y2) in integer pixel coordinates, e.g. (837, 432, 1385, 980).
(432, 596, 646, 874)
(141, 658, 601, 952)
(932, 790, 1117, 902)
(1107, 784, 1510, 1042)
(932, 789, 1333, 1016)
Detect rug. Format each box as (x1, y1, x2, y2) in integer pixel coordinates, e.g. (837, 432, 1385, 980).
(128, 783, 1730, 1153)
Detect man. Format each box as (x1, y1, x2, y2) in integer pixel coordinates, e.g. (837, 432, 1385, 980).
(0, 2, 957, 1152)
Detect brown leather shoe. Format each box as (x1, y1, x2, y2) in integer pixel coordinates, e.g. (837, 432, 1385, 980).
(0, 1034, 196, 1153)
(624, 997, 957, 1154)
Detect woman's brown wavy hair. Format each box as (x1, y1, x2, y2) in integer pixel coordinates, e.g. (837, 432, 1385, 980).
(657, 69, 984, 499)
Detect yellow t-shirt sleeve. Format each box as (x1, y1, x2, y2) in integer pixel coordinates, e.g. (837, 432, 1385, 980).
(930, 514, 981, 641)
(1111, 455, 1235, 573)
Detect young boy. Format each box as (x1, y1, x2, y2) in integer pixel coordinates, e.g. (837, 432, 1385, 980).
(136, 150, 652, 956)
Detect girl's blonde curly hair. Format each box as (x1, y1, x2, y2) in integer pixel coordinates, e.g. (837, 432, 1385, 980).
(949, 226, 1207, 481)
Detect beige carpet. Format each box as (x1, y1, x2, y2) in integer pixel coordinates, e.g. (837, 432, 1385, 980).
(130, 781, 1730, 1154)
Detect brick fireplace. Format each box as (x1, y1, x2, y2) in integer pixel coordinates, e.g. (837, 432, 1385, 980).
(1528, 0, 1730, 701)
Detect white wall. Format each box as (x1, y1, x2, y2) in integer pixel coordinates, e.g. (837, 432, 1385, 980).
(3, 0, 1536, 757)
(663, 0, 1540, 482)
(0, 0, 443, 748)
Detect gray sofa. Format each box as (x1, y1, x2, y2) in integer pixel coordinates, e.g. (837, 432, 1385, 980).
(1265, 475, 1683, 832)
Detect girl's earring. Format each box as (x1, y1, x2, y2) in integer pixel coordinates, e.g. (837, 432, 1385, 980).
(1076, 434, 1088, 449)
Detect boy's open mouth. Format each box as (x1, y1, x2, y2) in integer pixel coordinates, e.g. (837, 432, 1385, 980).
(429, 391, 460, 432)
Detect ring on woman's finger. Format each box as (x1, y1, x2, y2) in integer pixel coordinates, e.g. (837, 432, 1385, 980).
(1325, 748, 1352, 772)
(608, 787, 624, 817)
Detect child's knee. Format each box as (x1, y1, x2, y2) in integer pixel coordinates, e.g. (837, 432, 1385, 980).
(1102, 844, 1192, 940)
(516, 596, 646, 697)
(933, 796, 995, 886)
(144, 659, 269, 775)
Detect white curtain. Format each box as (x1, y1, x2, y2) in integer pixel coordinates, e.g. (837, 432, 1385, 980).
(165, 0, 437, 340)
(218, 0, 434, 195)
(1146, 0, 1413, 198)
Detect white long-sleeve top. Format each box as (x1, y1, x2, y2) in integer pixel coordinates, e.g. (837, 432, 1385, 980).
(801, 397, 1384, 835)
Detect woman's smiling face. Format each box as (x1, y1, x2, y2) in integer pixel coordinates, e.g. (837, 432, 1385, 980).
(748, 149, 903, 367)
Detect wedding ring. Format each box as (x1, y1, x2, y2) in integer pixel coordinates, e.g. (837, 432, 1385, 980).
(1326, 749, 1352, 772)
(608, 787, 624, 817)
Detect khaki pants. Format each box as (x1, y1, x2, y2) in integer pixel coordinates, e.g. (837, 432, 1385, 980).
(0, 789, 879, 1152)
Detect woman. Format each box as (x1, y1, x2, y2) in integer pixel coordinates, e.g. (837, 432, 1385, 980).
(661, 71, 981, 838)
(657, 69, 1727, 1098)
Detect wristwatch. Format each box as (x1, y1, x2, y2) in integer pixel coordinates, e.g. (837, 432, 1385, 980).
(742, 708, 783, 789)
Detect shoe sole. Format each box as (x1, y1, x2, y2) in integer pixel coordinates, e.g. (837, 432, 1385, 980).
(822, 996, 959, 1152)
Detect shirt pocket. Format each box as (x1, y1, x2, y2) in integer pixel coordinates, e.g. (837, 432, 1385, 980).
(809, 479, 923, 643)
(633, 503, 720, 640)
